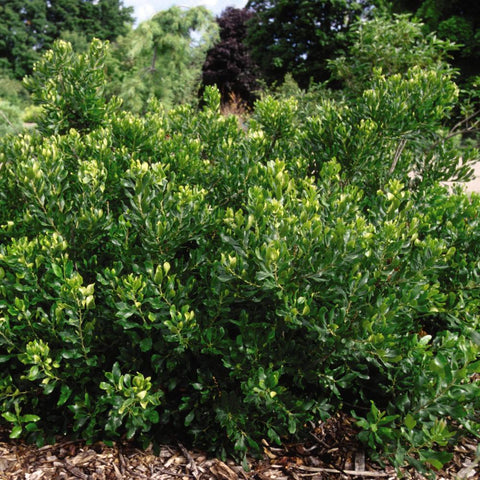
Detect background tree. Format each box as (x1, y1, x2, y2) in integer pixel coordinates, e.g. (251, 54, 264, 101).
(0, 0, 48, 79)
(201, 7, 259, 108)
(386, 0, 480, 86)
(244, 0, 377, 88)
(77, 0, 133, 40)
(328, 14, 457, 94)
(0, 0, 133, 80)
(107, 6, 218, 112)
(0, 74, 30, 136)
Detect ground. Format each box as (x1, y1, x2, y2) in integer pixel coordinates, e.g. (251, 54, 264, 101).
(443, 162, 480, 193)
(0, 414, 478, 479)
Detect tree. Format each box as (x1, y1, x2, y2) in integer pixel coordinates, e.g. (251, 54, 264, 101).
(0, 0, 48, 79)
(0, 0, 133, 79)
(107, 6, 218, 112)
(245, 0, 377, 88)
(201, 7, 259, 108)
(386, 0, 480, 85)
(78, 0, 134, 40)
(328, 14, 457, 93)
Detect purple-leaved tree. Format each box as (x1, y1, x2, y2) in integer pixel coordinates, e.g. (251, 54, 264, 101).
(201, 7, 259, 109)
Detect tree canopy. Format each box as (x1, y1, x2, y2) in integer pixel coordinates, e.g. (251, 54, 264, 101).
(106, 6, 218, 112)
(328, 14, 457, 93)
(201, 7, 259, 108)
(244, 0, 377, 88)
(0, 0, 133, 79)
(387, 0, 480, 84)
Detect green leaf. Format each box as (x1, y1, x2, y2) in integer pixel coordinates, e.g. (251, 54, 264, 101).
(22, 414, 40, 422)
(25, 422, 40, 432)
(267, 427, 281, 445)
(146, 410, 159, 424)
(404, 413, 417, 430)
(9, 426, 23, 439)
(58, 385, 72, 406)
(52, 264, 63, 278)
(419, 450, 453, 470)
(139, 337, 152, 352)
(234, 434, 245, 452)
(43, 382, 56, 395)
(288, 415, 297, 434)
(111, 362, 121, 381)
(65, 260, 74, 278)
(2, 412, 17, 423)
(126, 425, 137, 440)
(184, 410, 195, 427)
(27, 365, 40, 380)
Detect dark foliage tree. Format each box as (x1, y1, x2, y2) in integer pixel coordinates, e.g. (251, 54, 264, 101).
(201, 7, 259, 108)
(244, 0, 376, 88)
(0, 0, 48, 78)
(0, 0, 133, 79)
(77, 0, 134, 41)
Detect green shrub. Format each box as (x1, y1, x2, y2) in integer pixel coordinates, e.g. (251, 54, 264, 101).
(328, 14, 457, 94)
(21, 105, 43, 124)
(0, 100, 24, 137)
(23, 39, 120, 135)
(0, 75, 29, 106)
(288, 67, 478, 196)
(0, 39, 479, 475)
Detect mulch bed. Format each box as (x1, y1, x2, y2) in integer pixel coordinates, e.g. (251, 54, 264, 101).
(0, 414, 478, 479)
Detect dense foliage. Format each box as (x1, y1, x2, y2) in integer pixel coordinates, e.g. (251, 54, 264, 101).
(388, 0, 480, 86)
(0, 0, 133, 80)
(328, 14, 457, 94)
(244, 0, 376, 87)
(23, 40, 120, 136)
(0, 39, 479, 476)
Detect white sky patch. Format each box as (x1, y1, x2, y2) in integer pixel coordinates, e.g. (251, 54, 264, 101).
(124, 0, 247, 24)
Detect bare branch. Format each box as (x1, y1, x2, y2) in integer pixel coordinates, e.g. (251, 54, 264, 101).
(389, 137, 408, 175)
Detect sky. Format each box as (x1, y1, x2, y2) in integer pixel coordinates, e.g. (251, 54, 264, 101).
(123, 0, 248, 25)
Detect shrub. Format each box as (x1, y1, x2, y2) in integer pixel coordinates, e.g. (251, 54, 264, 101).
(328, 14, 457, 94)
(0, 100, 24, 137)
(0, 40, 479, 475)
(295, 67, 478, 195)
(22, 39, 120, 135)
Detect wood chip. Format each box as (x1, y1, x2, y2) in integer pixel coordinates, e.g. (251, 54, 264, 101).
(0, 418, 477, 480)
(179, 442, 200, 479)
(209, 459, 239, 479)
(296, 465, 390, 477)
(456, 458, 479, 479)
(355, 449, 366, 472)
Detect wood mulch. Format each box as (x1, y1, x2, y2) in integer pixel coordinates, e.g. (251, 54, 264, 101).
(0, 414, 478, 480)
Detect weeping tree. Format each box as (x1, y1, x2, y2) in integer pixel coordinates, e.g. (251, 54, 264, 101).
(107, 6, 218, 112)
